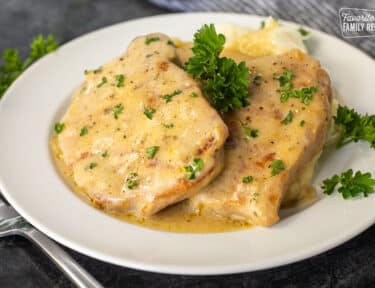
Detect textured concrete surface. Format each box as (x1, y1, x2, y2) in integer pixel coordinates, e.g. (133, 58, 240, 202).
(1, 1, 375, 287)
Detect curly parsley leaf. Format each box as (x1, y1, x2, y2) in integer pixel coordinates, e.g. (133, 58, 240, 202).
(185, 24, 250, 112)
(334, 105, 375, 149)
(0, 35, 58, 99)
(322, 169, 375, 199)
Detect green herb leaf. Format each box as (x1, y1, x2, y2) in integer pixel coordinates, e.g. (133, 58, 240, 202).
(190, 92, 199, 98)
(184, 158, 204, 180)
(334, 105, 375, 149)
(242, 175, 253, 183)
(88, 162, 97, 169)
(298, 27, 309, 37)
(113, 104, 124, 119)
(162, 123, 174, 128)
(185, 24, 250, 112)
(300, 120, 305, 127)
(270, 160, 285, 176)
(126, 172, 139, 189)
(322, 169, 375, 199)
(253, 75, 262, 86)
(0, 35, 58, 99)
(260, 20, 266, 29)
(114, 74, 125, 87)
(275, 70, 317, 105)
(167, 40, 175, 47)
(281, 111, 293, 125)
(240, 121, 259, 138)
(102, 150, 109, 158)
(143, 107, 156, 119)
(97, 76, 107, 88)
(145, 37, 160, 45)
(80, 126, 88, 136)
(161, 89, 182, 103)
(146, 146, 159, 159)
(54, 122, 65, 134)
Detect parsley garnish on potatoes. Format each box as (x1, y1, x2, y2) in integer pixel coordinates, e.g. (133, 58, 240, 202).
(185, 24, 250, 112)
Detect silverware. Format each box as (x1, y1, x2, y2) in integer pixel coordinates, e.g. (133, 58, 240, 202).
(0, 196, 103, 288)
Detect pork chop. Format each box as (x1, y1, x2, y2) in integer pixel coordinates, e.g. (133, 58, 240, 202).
(55, 33, 228, 217)
(184, 49, 332, 226)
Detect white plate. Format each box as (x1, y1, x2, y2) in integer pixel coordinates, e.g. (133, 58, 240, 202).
(0, 13, 374, 275)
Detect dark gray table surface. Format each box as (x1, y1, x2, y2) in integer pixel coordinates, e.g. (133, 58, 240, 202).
(1, 1, 375, 287)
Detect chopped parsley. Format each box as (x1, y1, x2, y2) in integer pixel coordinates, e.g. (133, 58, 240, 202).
(167, 40, 176, 47)
(97, 76, 107, 88)
(162, 123, 174, 128)
(275, 70, 317, 105)
(93, 67, 102, 74)
(270, 160, 285, 176)
(190, 92, 199, 98)
(240, 121, 259, 138)
(300, 120, 305, 127)
(298, 27, 309, 36)
(102, 150, 108, 158)
(126, 172, 139, 189)
(253, 75, 262, 86)
(80, 126, 88, 136)
(242, 175, 254, 183)
(184, 158, 204, 180)
(322, 169, 375, 199)
(185, 24, 250, 112)
(145, 36, 160, 45)
(54, 122, 65, 134)
(161, 89, 182, 103)
(260, 20, 266, 29)
(143, 107, 156, 119)
(113, 104, 124, 119)
(146, 146, 159, 159)
(0, 35, 58, 99)
(334, 105, 375, 149)
(88, 162, 97, 169)
(281, 111, 293, 125)
(114, 74, 125, 87)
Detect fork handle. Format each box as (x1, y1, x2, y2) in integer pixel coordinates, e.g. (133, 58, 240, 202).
(22, 227, 103, 288)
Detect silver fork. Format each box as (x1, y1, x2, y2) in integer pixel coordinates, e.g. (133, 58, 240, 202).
(0, 195, 103, 288)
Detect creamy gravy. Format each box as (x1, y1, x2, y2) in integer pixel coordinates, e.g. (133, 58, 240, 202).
(50, 137, 251, 233)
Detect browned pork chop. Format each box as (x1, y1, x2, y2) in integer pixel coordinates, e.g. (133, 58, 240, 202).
(55, 33, 228, 218)
(184, 49, 332, 226)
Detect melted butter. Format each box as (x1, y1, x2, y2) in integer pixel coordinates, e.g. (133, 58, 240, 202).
(50, 136, 251, 233)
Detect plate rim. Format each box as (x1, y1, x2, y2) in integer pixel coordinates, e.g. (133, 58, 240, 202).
(0, 12, 375, 275)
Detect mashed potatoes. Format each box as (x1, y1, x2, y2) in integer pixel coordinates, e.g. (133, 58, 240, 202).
(216, 17, 308, 57)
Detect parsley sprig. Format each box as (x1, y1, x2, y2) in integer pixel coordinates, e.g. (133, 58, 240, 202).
(334, 105, 375, 149)
(185, 24, 250, 112)
(0, 35, 58, 99)
(322, 169, 375, 199)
